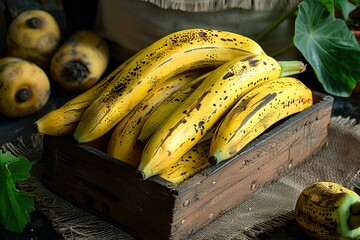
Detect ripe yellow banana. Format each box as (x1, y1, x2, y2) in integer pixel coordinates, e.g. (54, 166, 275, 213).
(50, 30, 109, 92)
(107, 70, 206, 167)
(137, 71, 212, 144)
(159, 140, 212, 184)
(208, 77, 313, 165)
(295, 181, 360, 240)
(198, 122, 219, 143)
(137, 54, 306, 180)
(34, 52, 138, 136)
(73, 28, 268, 143)
(62, 48, 144, 108)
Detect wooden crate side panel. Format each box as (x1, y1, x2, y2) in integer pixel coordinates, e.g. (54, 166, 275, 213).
(42, 137, 177, 240)
(41, 93, 333, 240)
(168, 97, 332, 239)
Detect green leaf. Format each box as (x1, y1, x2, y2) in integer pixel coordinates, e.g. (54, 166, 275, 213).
(318, 0, 358, 20)
(294, 0, 360, 97)
(334, 0, 358, 20)
(0, 151, 34, 233)
(319, 0, 336, 15)
(348, 0, 360, 6)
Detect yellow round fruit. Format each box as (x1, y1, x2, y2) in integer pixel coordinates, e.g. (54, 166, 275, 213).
(6, 9, 61, 70)
(0, 57, 51, 118)
(50, 30, 109, 92)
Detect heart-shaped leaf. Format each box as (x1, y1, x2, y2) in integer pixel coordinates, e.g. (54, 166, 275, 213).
(294, 0, 360, 97)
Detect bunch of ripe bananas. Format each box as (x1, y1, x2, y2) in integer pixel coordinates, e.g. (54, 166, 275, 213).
(35, 28, 313, 184)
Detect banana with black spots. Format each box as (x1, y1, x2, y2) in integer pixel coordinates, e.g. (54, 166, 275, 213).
(295, 181, 360, 240)
(208, 77, 313, 165)
(137, 54, 306, 180)
(159, 140, 212, 184)
(34, 52, 138, 136)
(137, 71, 212, 144)
(73, 28, 267, 143)
(107, 70, 207, 167)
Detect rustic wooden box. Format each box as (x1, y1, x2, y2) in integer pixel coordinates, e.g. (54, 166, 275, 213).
(41, 91, 333, 240)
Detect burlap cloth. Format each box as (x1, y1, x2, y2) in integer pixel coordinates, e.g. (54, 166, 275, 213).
(2, 116, 360, 240)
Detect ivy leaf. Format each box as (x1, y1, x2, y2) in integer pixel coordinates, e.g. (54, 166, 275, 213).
(0, 151, 34, 233)
(294, 0, 360, 97)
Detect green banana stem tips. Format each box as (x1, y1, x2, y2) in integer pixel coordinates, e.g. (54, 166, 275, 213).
(278, 61, 307, 77)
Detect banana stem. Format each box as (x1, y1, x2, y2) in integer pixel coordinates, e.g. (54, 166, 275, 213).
(254, 5, 298, 43)
(350, 201, 360, 229)
(278, 60, 307, 77)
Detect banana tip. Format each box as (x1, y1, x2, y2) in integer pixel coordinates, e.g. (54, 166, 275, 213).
(72, 135, 82, 144)
(136, 139, 144, 147)
(136, 169, 147, 181)
(73, 131, 88, 144)
(33, 122, 39, 133)
(208, 156, 218, 165)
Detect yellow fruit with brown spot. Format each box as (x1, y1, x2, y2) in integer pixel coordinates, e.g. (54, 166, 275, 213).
(50, 30, 109, 92)
(6, 9, 61, 70)
(0, 57, 50, 118)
